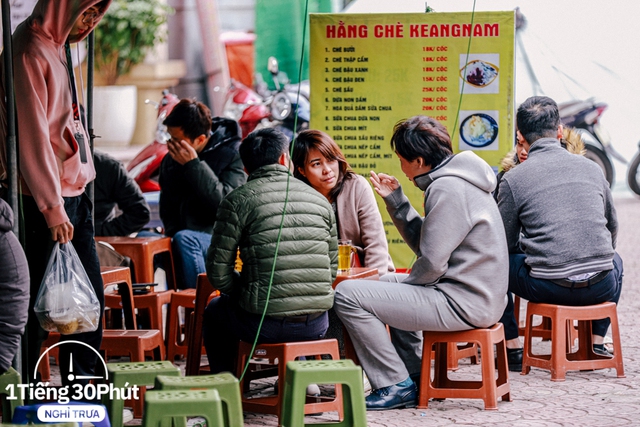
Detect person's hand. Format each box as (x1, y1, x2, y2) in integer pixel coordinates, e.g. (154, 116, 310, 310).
(370, 171, 399, 198)
(167, 138, 198, 165)
(50, 222, 74, 244)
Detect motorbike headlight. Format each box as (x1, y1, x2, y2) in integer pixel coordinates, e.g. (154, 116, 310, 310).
(223, 97, 248, 121)
(271, 93, 292, 121)
(156, 124, 170, 144)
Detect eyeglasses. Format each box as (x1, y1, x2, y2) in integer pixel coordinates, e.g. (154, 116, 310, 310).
(81, 9, 103, 25)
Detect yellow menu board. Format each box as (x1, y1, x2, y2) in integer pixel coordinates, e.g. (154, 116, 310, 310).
(309, 12, 515, 270)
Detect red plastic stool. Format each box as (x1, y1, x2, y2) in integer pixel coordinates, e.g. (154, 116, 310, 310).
(430, 342, 479, 371)
(166, 289, 197, 361)
(514, 295, 578, 347)
(95, 235, 177, 289)
(521, 301, 625, 381)
(419, 323, 511, 410)
(38, 332, 61, 382)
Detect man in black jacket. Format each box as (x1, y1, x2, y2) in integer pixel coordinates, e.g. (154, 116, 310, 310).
(159, 99, 246, 289)
(94, 150, 150, 237)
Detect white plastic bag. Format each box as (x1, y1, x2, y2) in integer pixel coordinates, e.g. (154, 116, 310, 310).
(34, 242, 101, 334)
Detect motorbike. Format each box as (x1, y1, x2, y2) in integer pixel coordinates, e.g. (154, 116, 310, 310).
(627, 143, 640, 196)
(222, 56, 310, 140)
(127, 57, 309, 197)
(126, 89, 180, 193)
(558, 98, 626, 187)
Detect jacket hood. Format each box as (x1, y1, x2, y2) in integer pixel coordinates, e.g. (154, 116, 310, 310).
(0, 199, 14, 233)
(201, 117, 242, 154)
(414, 151, 496, 193)
(500, 126, 585, 173)
(26, 0, 112, 45)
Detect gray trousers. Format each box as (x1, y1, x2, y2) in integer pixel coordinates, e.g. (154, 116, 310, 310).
(334, 273, 471, 389)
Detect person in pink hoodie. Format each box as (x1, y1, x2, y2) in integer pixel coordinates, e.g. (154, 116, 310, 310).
(0, 0, 111, 386)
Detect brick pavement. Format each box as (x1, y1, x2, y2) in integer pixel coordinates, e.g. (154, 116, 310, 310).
(239, 194, 640, 426)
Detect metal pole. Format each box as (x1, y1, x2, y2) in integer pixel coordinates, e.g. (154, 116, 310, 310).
(2, 0, 18, 234)
(86, 30, 95, 208)
(2, 0, 24, 380)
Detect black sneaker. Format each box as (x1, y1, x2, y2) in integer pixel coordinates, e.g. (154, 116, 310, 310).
(506, 348, 523, 372)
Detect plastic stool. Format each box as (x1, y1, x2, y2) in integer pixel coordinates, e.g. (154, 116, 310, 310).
(514, 296, 578, 347)
(166, 289, 196, 361)
(95, 236, 177, 290)
(0, 368, 23, 422)
(438, 342, 478, 371)
(104, 361, 180, 427)
(12, 401, 110, 427)
(142, 389, 224, 427)
(280, 360, 366, 427)
(419, 323, 511, 410)
(154, 374, 243, 427)
(237, 339, 342, 421)
(38, 332, 62, 382)
(522, 302, 625, 381)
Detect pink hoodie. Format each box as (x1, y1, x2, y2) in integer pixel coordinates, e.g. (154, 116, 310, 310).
(0, 0, 112, 228)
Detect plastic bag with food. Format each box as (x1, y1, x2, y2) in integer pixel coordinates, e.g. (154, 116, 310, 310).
(34, 242, 101, 334)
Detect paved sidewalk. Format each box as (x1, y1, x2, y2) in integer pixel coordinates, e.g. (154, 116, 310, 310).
(240, 194, 640, 426)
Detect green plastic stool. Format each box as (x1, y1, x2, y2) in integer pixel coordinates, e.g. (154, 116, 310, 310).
(104, 361, 180, 427)
(154, 374, 243, 427)
(0, 367, 23, 422)
(281, 360, 367, 427)
(142, 389, 224, 427)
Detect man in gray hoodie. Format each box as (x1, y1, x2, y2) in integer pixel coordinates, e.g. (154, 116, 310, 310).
(497, 96, 623, 371)
(334, 116, 509, 411)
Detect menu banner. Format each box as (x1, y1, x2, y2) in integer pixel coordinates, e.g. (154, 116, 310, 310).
(309, 12, 515, 269)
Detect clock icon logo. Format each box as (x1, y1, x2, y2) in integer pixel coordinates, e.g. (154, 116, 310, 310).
(34, 339, 109, 382)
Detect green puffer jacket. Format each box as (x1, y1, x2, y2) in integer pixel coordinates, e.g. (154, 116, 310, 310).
(206, 164, 337, 317)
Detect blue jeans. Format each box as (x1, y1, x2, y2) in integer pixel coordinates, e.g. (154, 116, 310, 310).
(172, 230, 212, 289)
(500, 253, 623, 340)
(203, 294, 329, 374)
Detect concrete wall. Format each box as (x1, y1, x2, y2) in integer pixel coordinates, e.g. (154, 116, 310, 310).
(167, 0, 255, 105)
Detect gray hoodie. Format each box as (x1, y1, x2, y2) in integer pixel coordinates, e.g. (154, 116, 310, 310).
(384, 151, 509, 328)
(0, 199, 29, 373)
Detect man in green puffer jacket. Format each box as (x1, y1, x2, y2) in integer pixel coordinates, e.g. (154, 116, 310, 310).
(203, 127, 337, 373)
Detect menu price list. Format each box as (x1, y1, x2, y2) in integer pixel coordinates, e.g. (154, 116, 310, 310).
(321, 45, 395, 165)
(420, 44, 450, 123)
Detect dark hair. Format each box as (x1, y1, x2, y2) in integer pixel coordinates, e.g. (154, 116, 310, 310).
(390, 116, 453, 169)
(516, 96, 560, 144)
(240, 128, 290, 174)
(291, 129, 355, 200)
(95, 0, 110, 13)
(163, 99, 212, 141)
